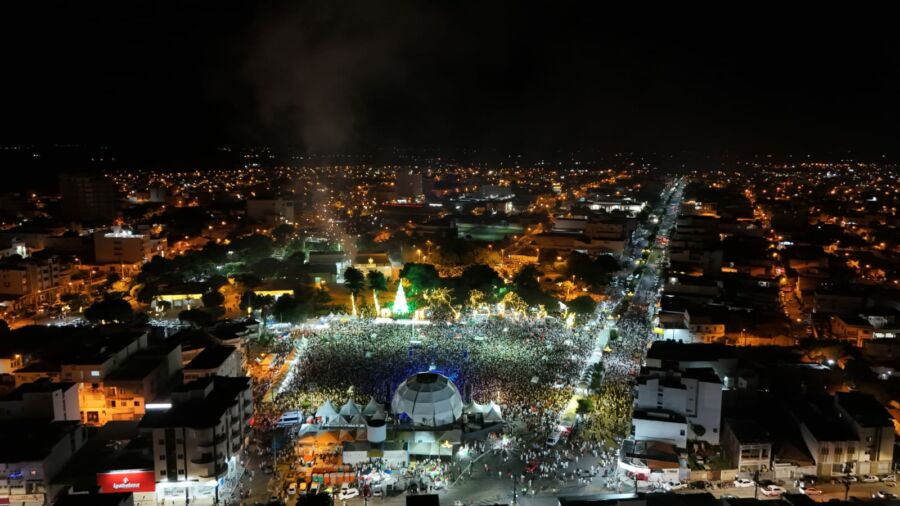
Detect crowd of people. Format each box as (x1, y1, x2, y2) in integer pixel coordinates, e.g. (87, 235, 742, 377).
(271, 317, 596, 423)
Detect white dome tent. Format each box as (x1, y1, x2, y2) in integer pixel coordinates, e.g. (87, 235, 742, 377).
(391, 372, 464, 427)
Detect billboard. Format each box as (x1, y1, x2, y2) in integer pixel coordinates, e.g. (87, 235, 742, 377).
(96, 469, 156, 493)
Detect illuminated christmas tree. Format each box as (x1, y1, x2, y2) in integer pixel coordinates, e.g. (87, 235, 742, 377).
(392, 282, 409, 315)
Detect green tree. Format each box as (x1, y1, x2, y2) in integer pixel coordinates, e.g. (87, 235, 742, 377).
(366, 270, 388, 293)
(399, 263, 442, 293)
(512, 264, 542, 291)
(568, 295, 597, 316)
(271, 295, 312, 323)
(84, 298, 134, 324)
(343, 267, 365, 295)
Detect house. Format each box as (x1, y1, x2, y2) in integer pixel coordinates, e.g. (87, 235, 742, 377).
(722, 418, 772, 473)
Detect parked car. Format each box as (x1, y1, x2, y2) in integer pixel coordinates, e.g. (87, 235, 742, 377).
(844, 475, 859, 483)
(309, 482, 319, 495)
(287, 483, 298, 495)
(299, 482, 308, 495)
(800, 486, 823, 495)
(761, 485, 786, 497)
(689, 481, 711, 490)
(862, 475, 880, 483)
(664, 481, 687, 491)
(874, 491, 897, 499)
(882, 475, 897, 483)
(733, 478, 755, 488)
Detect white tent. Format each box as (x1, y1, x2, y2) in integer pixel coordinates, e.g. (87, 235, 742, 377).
(362, 398, 386, 418)
(348, 413, 367, 426)
(463, 400, 489, 414)
(391, 372, 463, 427)
(340, 399, 362, 417)
(316, 400, 339, 423)
(484, 401, 503, 423)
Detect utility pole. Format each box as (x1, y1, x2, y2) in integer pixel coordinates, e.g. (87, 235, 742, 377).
(753, 469, 760, 500)
(512, 474, 517, 505)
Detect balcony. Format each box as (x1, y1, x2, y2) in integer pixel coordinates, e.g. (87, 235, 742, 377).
(197, 434, 227, 447)
(191, 454, 215, 465)
(200, 463, 229, 479)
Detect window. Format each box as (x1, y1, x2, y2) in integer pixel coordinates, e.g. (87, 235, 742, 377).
(158, 439, 164, 445)
(90, 370, 100, 377)
(821, 448, 829, 457)
(177, 454, 183, 459)
(679, 430, 685, 436)
(110, 400, 116, 408)
(135, 401, 141, 407)
(178, 470, 184, 475)
(159, 455, 165, 460)
(159, 470, 166, 476)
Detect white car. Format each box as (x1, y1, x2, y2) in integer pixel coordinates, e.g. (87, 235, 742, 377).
(339, 487, 360, 500)
(733, 478, 755, 488)
(800, 486, 823, 495)
(761, 485, 786, 497)
(663, 481, 687, 491)
(287, 482, 298, 495)
(883, 475, 897, 483)
(862, 475, 880, 483)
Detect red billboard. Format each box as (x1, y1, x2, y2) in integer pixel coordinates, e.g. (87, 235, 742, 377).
(96, 470, 156, 493)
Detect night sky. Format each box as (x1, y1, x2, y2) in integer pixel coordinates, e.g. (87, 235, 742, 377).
(1, 3, 898, 159)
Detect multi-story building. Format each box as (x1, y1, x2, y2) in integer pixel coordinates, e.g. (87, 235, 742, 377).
(59, 174, 118, 224)
(93, 228, 154, 266)
(634, 367, 723, 444)
(0, 420, 88, 505)
(140, 376, 252, 504)
(183, 345, 241, 382)
(0, 255, 73, 310)
(722, 418, 773, 473)
(793, 393, 894, 476)
(246, 198, 295, 225)
(0, 379, 80, 422)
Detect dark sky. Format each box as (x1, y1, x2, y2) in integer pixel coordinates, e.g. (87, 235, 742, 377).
(1, 3, 898, 158)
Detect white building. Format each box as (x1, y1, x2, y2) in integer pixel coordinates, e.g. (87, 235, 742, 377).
(93, 228, 154, 265)
(0, 380, 80, 422)
(634, 367, 723, 444)
(140, 376, 252, 505)
(631, 409, 688, 448)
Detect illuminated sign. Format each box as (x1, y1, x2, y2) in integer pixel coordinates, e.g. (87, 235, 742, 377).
(97, 470, 156, 493)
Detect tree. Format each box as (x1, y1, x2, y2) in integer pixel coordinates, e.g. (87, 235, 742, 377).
(500, 291, 528, 316)
(567, 252, 620, 288)
(178, 308, 215, 328)
(512, 264, 542, 291)
(366, 270, 388, 293)
(201, 290, 225, 309)
(568, 295, 597, 316)
(343, 267, 365, 295)
(399, 263, 442, 293)
(576, 397, 595, 415)
(232, 273, 263, 288)
(249, 257, 283, 278)
(271, 295, 312, 323)
(460, 264, 502, 296)
(0, 320, 8, 334)
(231, 234, 274, 261)
(84, 298, 134, 324)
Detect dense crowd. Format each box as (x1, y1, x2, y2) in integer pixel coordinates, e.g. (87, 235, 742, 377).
(272, 317, 594, 422)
